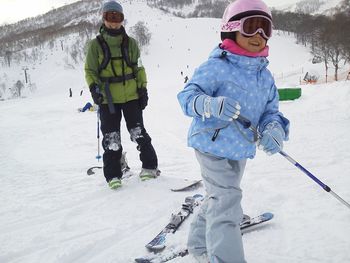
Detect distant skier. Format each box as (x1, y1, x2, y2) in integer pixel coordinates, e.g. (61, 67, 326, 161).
(69, 88, 72, 97)
(78, 102, 93, 112)
(84, 1, 159, 190)
(177, 0, 290, 262)
(184, 75, 189, 83)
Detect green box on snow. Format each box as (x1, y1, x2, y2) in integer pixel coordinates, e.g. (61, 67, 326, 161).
(278, 88, 302, 101)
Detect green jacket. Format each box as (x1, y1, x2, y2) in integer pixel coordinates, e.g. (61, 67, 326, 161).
(84, 27, 147, 104)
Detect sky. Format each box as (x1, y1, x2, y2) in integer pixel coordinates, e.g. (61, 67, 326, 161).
(0, 0, 80, 25)
(0, 0, 301, 25)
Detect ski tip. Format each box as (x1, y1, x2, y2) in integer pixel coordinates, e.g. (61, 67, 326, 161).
(135, 259, 151, 263)
(170, 180, 202, 192)
(145, 243, 166, 251)
(86, 166, 102, 176)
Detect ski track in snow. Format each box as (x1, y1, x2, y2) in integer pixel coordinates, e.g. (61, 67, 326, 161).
(1, 2, 350, 263)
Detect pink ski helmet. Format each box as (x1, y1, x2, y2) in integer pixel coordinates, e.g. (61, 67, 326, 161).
(221, 0, 272, 40)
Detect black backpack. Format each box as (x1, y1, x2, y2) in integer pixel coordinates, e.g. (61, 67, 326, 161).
(95, 27, 138, 83)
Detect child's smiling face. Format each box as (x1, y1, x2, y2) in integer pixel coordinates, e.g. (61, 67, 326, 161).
(236, 32, 267, 53)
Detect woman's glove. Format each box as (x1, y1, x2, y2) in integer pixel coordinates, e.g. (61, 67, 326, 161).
(89, 83, 104, 105)
(258, 122, 285, 155)
(194, 95, 240, 121)
(137, 87, 148, 110)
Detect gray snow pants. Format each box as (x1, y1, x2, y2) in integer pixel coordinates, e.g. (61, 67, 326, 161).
(187, 150, 247, 263)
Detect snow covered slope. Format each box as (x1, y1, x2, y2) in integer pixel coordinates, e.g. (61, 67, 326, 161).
(271, 0, 344, 15)
(0, 1, 349, 263)
(146, 0, 344, 17)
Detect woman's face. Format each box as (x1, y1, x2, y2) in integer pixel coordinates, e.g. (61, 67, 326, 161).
(104, 20, 122, 30)
(235, 32, 267, 53)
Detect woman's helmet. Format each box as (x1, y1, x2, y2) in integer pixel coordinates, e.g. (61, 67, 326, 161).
(102, 1, 124, 23)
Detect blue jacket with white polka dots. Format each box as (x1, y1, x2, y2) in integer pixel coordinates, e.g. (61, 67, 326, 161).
(177, 45, 290, 160)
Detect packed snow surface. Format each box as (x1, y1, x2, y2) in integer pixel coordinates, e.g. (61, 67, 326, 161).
(0, 2, 349, 263)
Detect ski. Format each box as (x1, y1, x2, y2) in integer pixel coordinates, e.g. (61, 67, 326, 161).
(241, 212, 273, 231)
(135, 212, 273, 263)
(135, 247, 188, 263)
(145, 194, 204, 252)
(87, 152, 130, 175)
(87, 166, 132, 177)
(87, 166, 102, 175)
(170, 180, 202, 192)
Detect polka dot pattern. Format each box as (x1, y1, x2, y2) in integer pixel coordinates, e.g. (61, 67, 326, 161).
(178, 46, 289, 160)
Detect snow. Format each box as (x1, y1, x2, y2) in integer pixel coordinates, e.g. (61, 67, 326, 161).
(1, 2, 350, 263)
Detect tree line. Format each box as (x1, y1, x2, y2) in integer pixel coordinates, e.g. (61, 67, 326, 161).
(1, 0, 349, 81)
(272, 8, 350, 81)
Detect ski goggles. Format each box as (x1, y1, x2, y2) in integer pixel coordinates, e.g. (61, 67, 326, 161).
(103, 11, 124, 23)
(221, 15, 272, 40)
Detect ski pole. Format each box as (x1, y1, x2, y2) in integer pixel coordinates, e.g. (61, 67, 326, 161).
(236, 115, 350, 210)
(96, 106, 102, 161)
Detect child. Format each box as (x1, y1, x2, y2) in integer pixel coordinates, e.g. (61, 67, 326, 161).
(177, 0, 290, 262)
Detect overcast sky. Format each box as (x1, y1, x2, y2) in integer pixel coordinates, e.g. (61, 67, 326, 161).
(0, 0, 300, 25)
(0, 0, 80, 25)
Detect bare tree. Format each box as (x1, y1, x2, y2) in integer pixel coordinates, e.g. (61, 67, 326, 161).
(295, 0, 324, 14)
(5, 51, 12, 67)
(273, 9, 349, 82)
(327, 13, 348, 81)
(129, 21, 152, 48)
(0, 83, 6, 99)
(70, 46, 79, 64)
(11, 80, 24, 98)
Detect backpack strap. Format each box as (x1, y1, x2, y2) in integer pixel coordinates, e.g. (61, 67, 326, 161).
(96, 35, 111, 74)
(121, 34, 137, 69)
(121, 33, 139, 86)
(96, 32, 138, 81)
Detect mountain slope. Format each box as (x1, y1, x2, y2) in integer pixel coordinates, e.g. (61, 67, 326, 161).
(0, 1, 350, 263)
(276, 0, 345, 15)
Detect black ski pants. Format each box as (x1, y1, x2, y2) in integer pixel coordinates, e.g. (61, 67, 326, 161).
(99, 100, 158, 182)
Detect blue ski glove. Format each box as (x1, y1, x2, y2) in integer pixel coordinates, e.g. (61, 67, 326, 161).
(194, 95, 241, 121)
(258, 122, 285, 155)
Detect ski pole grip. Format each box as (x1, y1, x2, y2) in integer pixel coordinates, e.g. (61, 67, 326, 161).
(237, 115, 251, 129)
